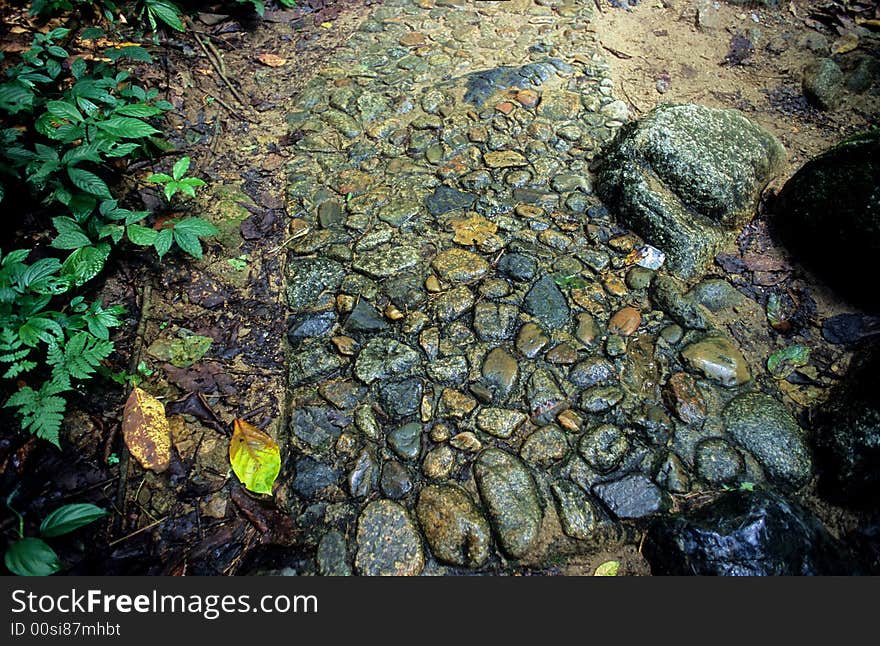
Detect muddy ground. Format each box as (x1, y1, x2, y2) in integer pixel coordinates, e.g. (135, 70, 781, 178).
(1, 0, 878, 575)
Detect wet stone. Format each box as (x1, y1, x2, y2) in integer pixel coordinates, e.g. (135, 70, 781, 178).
(380, 461, 414, 500)
(439, 388, 477, 419)
(416, 484, 491, 568)
(432, 248, 490, 283)
(608, 306, 641, 336)
(575, 313, 600, 347)
(423, 445, 455, 480)
(287, 258, 346, 311)
(625, 266, 654, 290)
(353, 245, 421, 278)
(474, 302, 519, 341)
(569, 357, 616, 389)
(476, 407, 528, 439)
(527, 368, 566, 424)
(498, 253, 537, 282)
(552, 481, 600, 541)
(355, 500, 424, 576)
(722, 392, 812, 488)
(317, 531, 351, 576)
(425, 186, 477, 216)
(484, 150, 528, 168)
(578, 424, 630, 473)
(521, 425, 569, 467)
(579, 386, 624, 413)
(432, 285, 474, 322)
(695, 438, 745, 486)
(655, 452, 691, 494)
(354, 338, 421, 384)
(516, 322, 550, 358)
(546, 342, 578, 365)
(474, 448, 543, 559)
(681, 337, 751, 387)
(481, 347, 519, 401)
(387, 422, 423, 461)
(664, 372, 708, 425)
(344, 299, 389, 333)
(287, 311, 337, 346)
(592, 474, 666, 520)
(524, 275, 571, 329)
(349, 448, 379, 498)
(289, 345, 345, 386)
(426, 355, 468, 385)
(537, 90, 582, 121)
(379, 378, 423, 418)
(292, 456, 342, 500)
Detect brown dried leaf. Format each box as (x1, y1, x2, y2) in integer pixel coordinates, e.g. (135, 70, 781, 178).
(122, 387, 171, 473)
(831, 32, 859, 54)
(450, 214, 497, 246)
(256, 53, 287, 67)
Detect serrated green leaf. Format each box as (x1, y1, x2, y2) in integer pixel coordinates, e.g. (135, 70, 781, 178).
(173, 230, 204, 258)
(173, 217, 219, 237)
(172, 156, 190, 181)
(147, 1, 185, 32)
(154, 228, 173, 259)
(115, 103, 163, 118)
(67, 167, 112, 199)
(146, 173, 173, 184)
(51, 217, 92, 250)
(4, 538, 60, 576)
(40, 503, 107, 538)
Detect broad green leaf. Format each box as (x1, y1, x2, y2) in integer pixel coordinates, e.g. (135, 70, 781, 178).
(19, 317, 63, 347)
(154, 228, 173, 259)
(147, 0, 185, 32)
(51, 217, 92, 250)
(173, 230, 203, 258)
(594, 560, 620, 577)
(146, 173, 173, 184)
(767, 345, 811, 379)
(96, 116, 159, 139)
(0, 81, 35, 114)
(122, 387, 171, 473)
(127, 224, 159, 246)
(163, 183, 177, 202)
(46, 100, 83, 123)
(40, 503, 107, 538)
(67, 167, 112, 199)
(115, 103, 163, 117)
(172, 156, 190, 180)
(61, 244, 110, 287)
(173, 217, 219, 238)
(229, 419, 281, 495)
(4, 538, 60, 576)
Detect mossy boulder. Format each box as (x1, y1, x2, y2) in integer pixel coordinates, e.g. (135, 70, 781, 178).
(595, 103, 785, 279)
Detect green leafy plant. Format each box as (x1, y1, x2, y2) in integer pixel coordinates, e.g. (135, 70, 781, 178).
(146, 156, 205, 201)
(4, 491, 107, 576)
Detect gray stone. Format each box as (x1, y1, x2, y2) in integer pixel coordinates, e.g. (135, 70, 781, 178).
(722, 392, 812, 488)
(592, 474, 666, 519)
(354, 338, 421, 384)
(474, 302, 520, 342)
(317, 531, 351, 576)
(474, 448, 542, 558)
(476, 407, 528, 439)
(681, 337, 751, 387)
(520, 425, 569, 467)
(355, 500, 424, 576)
(353, 245, 421, 278)
(596, 104, 785, 279)
(344, 299, 389, 333)
(379, 378, 423, 419)
(388, 422, 423, 461)
(802, 58, 844, 110)
(694, 438, 746, 485)
(287, 258, 346, 311)
(524, 275, 570, 329)
(292, 456, 342, 500)
(578, 424, 630, 473)
(380, 461, 414, 499)
(552, 481, 600, 540)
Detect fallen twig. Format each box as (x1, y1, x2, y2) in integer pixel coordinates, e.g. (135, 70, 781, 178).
(108, 515, 168, 547)
(185, 17, 248, 108)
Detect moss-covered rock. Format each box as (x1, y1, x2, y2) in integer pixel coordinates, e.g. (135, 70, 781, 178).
(595, 103, 785, 279)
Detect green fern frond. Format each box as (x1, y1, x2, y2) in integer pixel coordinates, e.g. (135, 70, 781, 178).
(6, 383, 69, 447)
(47, 331, 113, 381)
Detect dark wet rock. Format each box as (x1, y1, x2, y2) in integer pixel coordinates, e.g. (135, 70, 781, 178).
(802, 57, 844, 110)
(344, 299, 389, 333)
(654, 452, 691, 494)
(349, 448, 379, 498)
(814, 349, 880, 506)
(821, 313, 880, 346)
(625, 266, 654, 290)
(290, 406, 345, 454)
(355, 500, 424, 576)
(592, 474, 667, 519)
(416, 484, 491, 568)
(681, 337, 751, 387)
(287, 311, 337, 346)
(474, 302, 519, 341)
(691, 278, 743, 312)
(432, 285, 475, 322)
(481, 347, 519, 401)
(463, 61, 555, 107)
(520, 425, 569, 467)
(771, 130, 880, 310)
(579, 386, 624, 413)
(425, 185, 477, 216)
(499, 253, 538, 282)
(474, 448, 543, 558)
(605, 334, 627, 358)
(527, 368, 566, 424)
(694, 438, 745, 485)
(292, 456, 342, 500)
(569, 357, 616, 389)
(384, 270, 428, 311)
(644, 490, 857, 575)
(426, 355, 469, 385)
(650, 275, 708, 330)
(287, 258, 346, 310)
(524, 275, 570, 329)
(379, 378, 423, 419)
(380, 461, 414, 499)
(664, 372, 708, 424)
(578, 424, 630, 473)
(317, 531, 351, 576)
(552, 481, 600, 540)
(422, 444, 455, 480)
(516, 322, 550, 358)
(722, 392, 812, 488)
(575, 313, 600, 347)
(596, 103, 785, 279)
(387, 422, 423, 461)
(354, 338, 421, 384)
(476, 407, 528, 439)
(352, 245, 421, 278)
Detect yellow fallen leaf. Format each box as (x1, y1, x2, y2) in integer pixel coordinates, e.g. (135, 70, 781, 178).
(594, 560, 620, 576)
(122, 387, 171, 473)
(257, 53, 287, 67)
(831, 32, 859, 55)
(321, 22, 333, 29)
(450, 213, 497, 246)
(229, 419, 281, 495)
